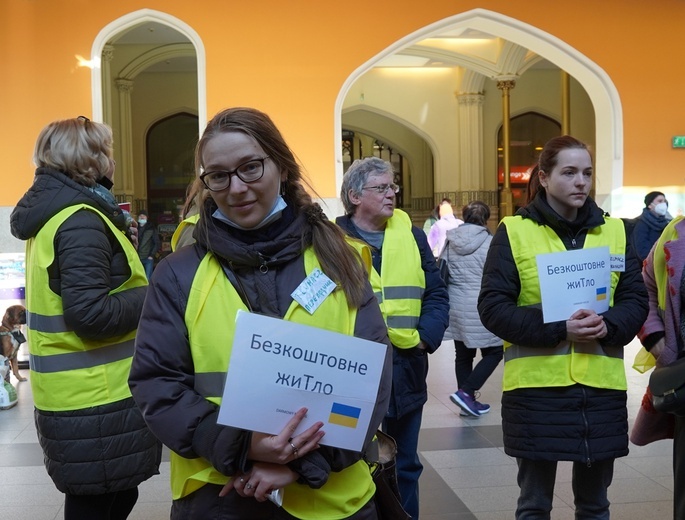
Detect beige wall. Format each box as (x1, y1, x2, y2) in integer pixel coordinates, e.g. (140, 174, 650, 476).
(4, 0, 685, 241)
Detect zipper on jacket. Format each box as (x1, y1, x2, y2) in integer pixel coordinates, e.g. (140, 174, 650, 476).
(580, 385, 592, 467)
(257, 253, 269, 274)
(571, 237, 577, 248)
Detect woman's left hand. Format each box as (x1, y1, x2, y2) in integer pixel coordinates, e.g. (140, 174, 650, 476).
(566, 309, 607, 342)
(220, 463, 298, 501)
(248, 407, 324, 464)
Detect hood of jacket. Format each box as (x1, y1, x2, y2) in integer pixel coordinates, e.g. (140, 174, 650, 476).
(193, 198, 311, 271)
(10, 167, 127, 241)
(516, 190, 606, 237)
(446, 223, 490, 256)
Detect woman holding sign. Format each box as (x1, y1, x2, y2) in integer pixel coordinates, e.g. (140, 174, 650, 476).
(129, 107, 392, 519)
(478, 135, 647, 519)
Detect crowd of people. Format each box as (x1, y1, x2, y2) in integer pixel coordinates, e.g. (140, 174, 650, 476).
(8, 112, 684, 520)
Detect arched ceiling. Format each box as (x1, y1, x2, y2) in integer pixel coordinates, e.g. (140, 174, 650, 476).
(375, 27, 556, 91)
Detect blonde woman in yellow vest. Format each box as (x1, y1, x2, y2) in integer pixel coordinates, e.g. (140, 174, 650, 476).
(9, 117, 161, 520)
(478, 136, 647, 519)
(336, 157, 450, 520)
(129, 108, 392, 520)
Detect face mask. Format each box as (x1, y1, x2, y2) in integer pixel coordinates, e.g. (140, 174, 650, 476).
(654, 202, 668, 216)
(138, 218, 147, 226)
(214, 195, 288, 231)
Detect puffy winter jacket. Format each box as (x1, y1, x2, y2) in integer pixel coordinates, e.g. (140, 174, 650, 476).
(478, 192, 648, 462)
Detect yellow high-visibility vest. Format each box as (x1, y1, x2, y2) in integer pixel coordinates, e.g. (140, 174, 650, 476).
(371, 209, 424, 348)
(501, 215, 626, 391)
(171, 246, 375, 519)
(25, 204, 147, 411)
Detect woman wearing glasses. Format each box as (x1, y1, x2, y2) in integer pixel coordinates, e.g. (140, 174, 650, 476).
(10, 117, 161, 520)
(129, 107, 392, 519)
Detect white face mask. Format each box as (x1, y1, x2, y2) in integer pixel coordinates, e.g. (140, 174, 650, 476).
(654, 202, 668, 216)
(214, 195, 288, 231)
(138, 218, 147, 226)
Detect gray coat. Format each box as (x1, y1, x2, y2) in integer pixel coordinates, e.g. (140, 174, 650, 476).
(442, 223, 501, 348)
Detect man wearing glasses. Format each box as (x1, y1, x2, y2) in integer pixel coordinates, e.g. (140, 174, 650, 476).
(336, 157, 449, 520)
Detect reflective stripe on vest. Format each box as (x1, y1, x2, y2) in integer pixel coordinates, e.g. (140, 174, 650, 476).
(372, 209, 425, 347)
(501, 215, 627, 391)
(25, 204, 148, 411)
(171, 247, 375, 519)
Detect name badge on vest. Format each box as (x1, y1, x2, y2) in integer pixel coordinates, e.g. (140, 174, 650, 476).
(610, 254, 625, 272)
(291, 268, 336, 314)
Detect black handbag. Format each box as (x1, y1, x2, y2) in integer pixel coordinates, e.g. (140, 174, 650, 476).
(649, 356, 685, 416)
(437, 241, 450, 286)
(365, 430, 411, 520)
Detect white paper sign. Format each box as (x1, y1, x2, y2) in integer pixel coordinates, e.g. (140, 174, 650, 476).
(217, 311, 388, 451)
(535, 246, 611, 323)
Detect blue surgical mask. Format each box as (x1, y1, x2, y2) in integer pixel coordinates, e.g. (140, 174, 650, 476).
(214, 195, 288, 231)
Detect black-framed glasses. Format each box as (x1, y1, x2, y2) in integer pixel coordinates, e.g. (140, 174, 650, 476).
(200, 157, 270, 192)
(362, 183, 400, 194)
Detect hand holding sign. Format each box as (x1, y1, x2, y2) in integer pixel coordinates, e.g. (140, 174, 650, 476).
(566, 309, 607, 343)
(249, 407, 325, 464)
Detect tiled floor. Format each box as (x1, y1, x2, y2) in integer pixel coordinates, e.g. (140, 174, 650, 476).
(0, 337, 674, 519)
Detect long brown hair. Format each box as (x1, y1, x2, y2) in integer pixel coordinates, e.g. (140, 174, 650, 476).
(195, 107, 369, 307)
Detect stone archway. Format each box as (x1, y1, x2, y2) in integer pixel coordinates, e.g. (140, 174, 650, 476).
(335, 8, 621, 213)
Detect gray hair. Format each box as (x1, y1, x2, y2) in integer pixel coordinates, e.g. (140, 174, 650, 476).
(340, 157, 394, 215)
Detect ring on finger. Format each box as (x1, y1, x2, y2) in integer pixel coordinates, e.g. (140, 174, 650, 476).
(239, 477, 245, 483)
(290, 441, 299, 457)
(246, 483, 253, 490)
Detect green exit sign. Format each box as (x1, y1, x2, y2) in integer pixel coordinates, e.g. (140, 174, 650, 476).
(673, 136, 685, 148)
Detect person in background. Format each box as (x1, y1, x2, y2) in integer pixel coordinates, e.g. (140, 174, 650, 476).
(478, 135, 647, 519)
(443, 201, 502, 417)
(9, 116, 161, 520)
(633, 191, 672, 262)
(422, 197, 451, 235)
(129, 107, 392, 519)
(337, 157, 449, 520)
(630, 214, 685, 520)
(427, 200, 463, 258)
(136, 209, 160, 279)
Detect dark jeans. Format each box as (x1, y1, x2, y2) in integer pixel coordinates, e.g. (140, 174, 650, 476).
(454, 341, 503, 395)
(171, 483, 378, 519)
(64, 487, 139, 520)
(515, 458, 614, 520)
(675, 415, 685, 519)
(383, 406, 423, 520)
(141, 257, 154, 280)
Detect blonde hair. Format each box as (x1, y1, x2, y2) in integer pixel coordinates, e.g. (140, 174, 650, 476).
(33, 117, 114, 187)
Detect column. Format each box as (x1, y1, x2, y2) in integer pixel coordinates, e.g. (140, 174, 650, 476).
(101, 45, 114, 125)
(497, 77, 517, 218)
(455, 92, 484, 191)
(115, 78, 134, 194)
(561, 71, 571, 135)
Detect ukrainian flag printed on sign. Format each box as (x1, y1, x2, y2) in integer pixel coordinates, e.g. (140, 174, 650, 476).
(596, 287, 607, 301)
(329, 402, 361, 428)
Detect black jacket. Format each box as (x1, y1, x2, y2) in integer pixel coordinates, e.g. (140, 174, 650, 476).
(478, 192, 648, 462)
(129, 202, 393, 488)
(10, 167, 161, 494)
(336, 214, 449, 419)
